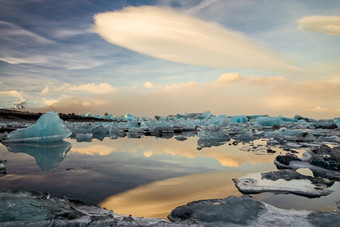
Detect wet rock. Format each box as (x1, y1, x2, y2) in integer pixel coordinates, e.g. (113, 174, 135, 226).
(311, 145, 340, 171)
(275, 153, 301, 166)
(168, 195, 265, 225)
(174, 136, 187, 141)
(266, 148, 276, 153)
(308, 209, 340, 227)
(169, 195, 340, 226)
(274, 153, 340, 180)
(262, 169, 315, 182)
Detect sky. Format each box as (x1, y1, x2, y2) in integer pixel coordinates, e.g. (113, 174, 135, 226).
(0, 0, 339, 118)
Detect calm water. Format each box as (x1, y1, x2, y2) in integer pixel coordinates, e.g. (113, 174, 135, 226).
(1, 136, 339, 219)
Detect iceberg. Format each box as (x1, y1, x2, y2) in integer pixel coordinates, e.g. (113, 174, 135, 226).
(3, 111, 71, 143)
(108, 125, 120, 139)
(124, 113, 136, 121)
(279, 128, 315, 142)
(256, 116, 283, 127)
(230, 115, 248, 124)
(148, 122, 174, 134)
(334, 117, 340, 128)
(91, 124, 107, 141)
(236, 131, 253, 142)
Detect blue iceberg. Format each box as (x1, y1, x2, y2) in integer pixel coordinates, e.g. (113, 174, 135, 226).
(3, 111, 71, 143)
(256, 116, 283, 127)
(230, 115, 248, 124)
(334, 117, 340, 128)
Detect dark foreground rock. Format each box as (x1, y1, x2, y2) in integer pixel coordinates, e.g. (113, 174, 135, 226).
(0, 190, 183, 227)
(169, 195, 340, 227)
(1, 190, 340, 226)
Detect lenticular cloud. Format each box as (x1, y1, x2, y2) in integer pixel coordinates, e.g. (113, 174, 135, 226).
(94, 6, 298, 72)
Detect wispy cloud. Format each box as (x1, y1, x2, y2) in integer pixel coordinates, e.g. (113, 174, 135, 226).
(298, 15, 340, 35)
(94, 6, 299, 72)
(0, 20, 53, 44)
(41, 82, 117, 95)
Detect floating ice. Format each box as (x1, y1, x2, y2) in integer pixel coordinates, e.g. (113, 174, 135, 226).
(256, 116, 283, 127)
(148, 122, 174, 134)
(334, 117, 340, 128)
(236, 131, 253, 142)
(124, 113, 136, 121)
(230, 115, 248, 124)
(279, 128, 315, 142)
(91, 124, 107, 141)
(3, 111, 71, 143)
(108, 125, 120, 139)
(233, 176, 332, 198)
(274, 153, 340, 180)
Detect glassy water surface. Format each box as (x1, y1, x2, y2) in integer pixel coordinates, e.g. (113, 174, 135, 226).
(1, 136, 339, 219)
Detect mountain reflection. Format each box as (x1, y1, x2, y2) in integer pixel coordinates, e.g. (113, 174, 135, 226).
(5, 141, 72, 171)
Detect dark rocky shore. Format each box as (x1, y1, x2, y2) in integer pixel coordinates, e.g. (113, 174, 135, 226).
(0, 108, 111, 123)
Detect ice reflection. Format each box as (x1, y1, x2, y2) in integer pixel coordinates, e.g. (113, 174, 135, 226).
(69, 137, 276, 168)
(5, 141, 72, 171)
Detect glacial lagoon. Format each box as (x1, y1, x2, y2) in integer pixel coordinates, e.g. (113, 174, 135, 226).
(1, 135, 339, 220)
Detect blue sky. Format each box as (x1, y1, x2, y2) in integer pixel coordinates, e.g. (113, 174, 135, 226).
(0, 0, 339, 118)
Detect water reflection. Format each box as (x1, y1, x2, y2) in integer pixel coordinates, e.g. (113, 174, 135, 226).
(1, 136, 326, 220)
(69, 137, 276, 168)
(5, 141, 72, 171)
(100, 171, 244, 219)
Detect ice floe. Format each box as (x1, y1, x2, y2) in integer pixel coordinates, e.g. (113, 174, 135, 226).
(233, 176, 332, 198)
